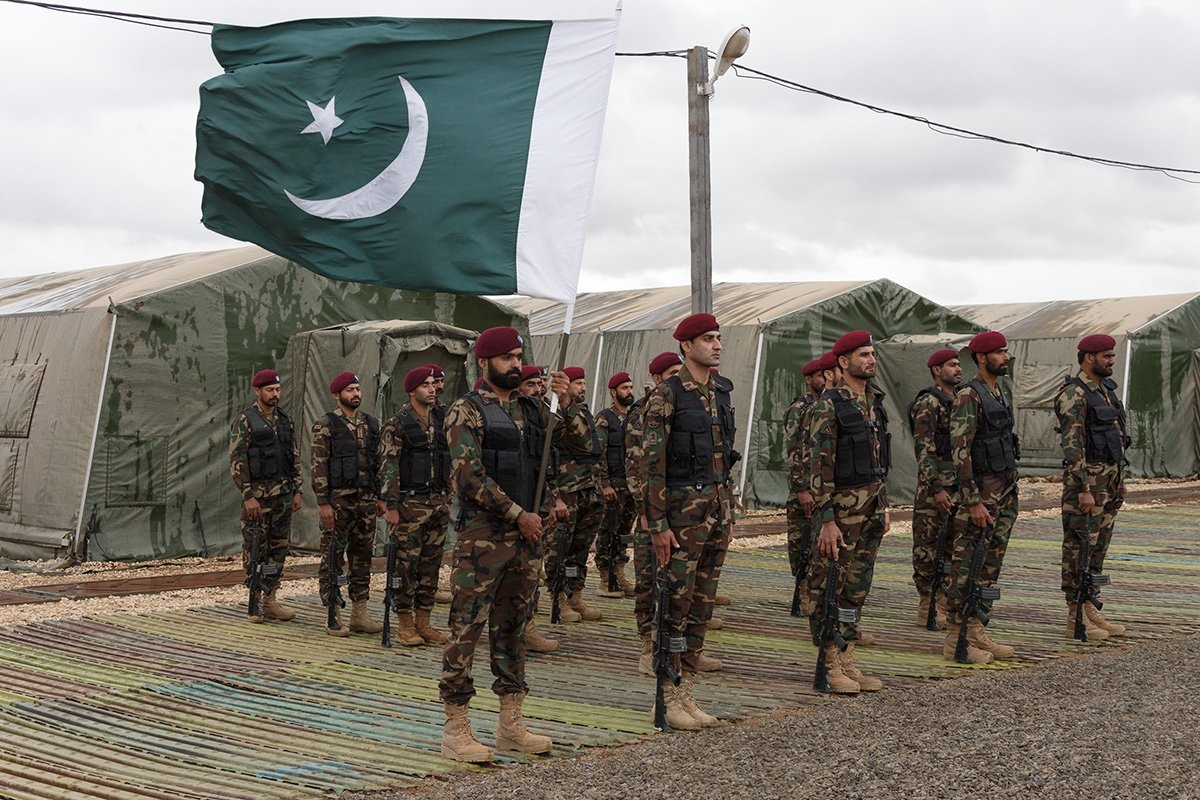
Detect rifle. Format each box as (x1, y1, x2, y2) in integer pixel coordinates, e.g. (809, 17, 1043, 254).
(606, 501, 622, 594)
(549, 522, 578, 624)
(1072, 515, 1109, 642)
(651, 549, 682, 731)
(953, 507, 1001, 664)
(245, 516, 278, 619)
(382, 537, 399, 647)
(812, 558, 857, 692)
(926, 511, 953, 631)
(789, 526, 812, 617)
(327, 533, 348, 631)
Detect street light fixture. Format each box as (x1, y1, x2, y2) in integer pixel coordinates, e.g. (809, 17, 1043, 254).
(689, 25, 750, 314)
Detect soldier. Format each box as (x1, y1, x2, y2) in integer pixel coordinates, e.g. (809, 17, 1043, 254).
(543, 366, 606, 622)
(784, 357, 826, 616)
(594, 371, 637, 599)
(908, 348, 963, 629)
(312, 371, 385, 637)
(378, 366, 452, 647)
(807, 331, 890, 694)
(942, 330, 1019, 663)
(229, 369, 302, 624)
(439, 326, 588, 762)
(644, 313, 736, 730)
(1055, 333, 1129, 640)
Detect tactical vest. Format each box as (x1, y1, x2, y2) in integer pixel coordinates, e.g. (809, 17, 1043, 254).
(1065, 376, 1129, 464)
(245, 406, 294, 483)
(965, 379, 1018, 476)
(392, 406, 451, 493)
(624, 394, 648, 479)
(464, 391, 548, 513)
(907, 387, 954, 460)
(325, 412, 380, 491)
(664, 375, 736, 489)
(563, 404, 603, 467)
(597, 407, 627, 479)
(830, 388, 891, 489)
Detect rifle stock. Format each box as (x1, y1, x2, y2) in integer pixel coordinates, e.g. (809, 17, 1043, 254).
(954, 507, 999, 664)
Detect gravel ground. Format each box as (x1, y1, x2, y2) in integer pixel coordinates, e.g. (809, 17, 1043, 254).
(346, 635, 1200, 800)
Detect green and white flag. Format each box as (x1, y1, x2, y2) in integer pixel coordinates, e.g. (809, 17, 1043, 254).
(195, 15, 619, 302)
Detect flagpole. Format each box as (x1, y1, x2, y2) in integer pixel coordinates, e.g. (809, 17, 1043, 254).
(532, 302, 575, 513)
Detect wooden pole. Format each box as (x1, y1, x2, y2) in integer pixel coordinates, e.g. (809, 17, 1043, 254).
(687, 45, 713, 315)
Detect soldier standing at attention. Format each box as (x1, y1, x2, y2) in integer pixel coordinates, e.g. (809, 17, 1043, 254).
(644, 313, 736, 730)
(1055, 334, 1129, 640)
(378, 366, 452, 647)
(312, 371, 384, 637)
(942, 331, 1019, 664)
(807, 331, 890, 694)
(439, 326, 587, 762)
(594, 371, 637, 599)
(229, 369, 302, 624)
(784, 357, 825, 615)
(908, 348, 963, 629)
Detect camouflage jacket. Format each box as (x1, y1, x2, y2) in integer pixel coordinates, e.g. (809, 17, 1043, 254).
(555, 401, 604, 494)
(377, 402, 451, 508)
(229, 405, 302, 501)
(595, 404, 629, 491)
(445, 387, 589, 525)
(808, 386, 888, 524)
(624, 390, 652, 514)
(311, 407, 382, 504)
(642, 372, 735, 534)
(1054, 372, 1120, 494)
(784, 392, 818, 500)
(911, 387, 957, 493)
(950, 380, 1018, 507)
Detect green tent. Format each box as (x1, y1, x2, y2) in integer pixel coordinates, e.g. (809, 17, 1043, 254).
(0, 247, 524, 562)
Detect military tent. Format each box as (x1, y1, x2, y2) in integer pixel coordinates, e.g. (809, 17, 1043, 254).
(0, 247, 524, 562)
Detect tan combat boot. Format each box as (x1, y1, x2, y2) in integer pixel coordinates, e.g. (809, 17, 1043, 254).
(349, 600, 384, 634)
(568, 592, 603, 621)
(554, 594, 582, 623)
(616, 565, 636, 598)
(707, 615, 724, 631)
(678, 673, 721, 727)
(659, 683, 701, 731)
(916, 593, 945, 630)
(414, 610, 449, 644)
(393, 612, 425, 647)
(434, 588, 452, 604)
(262, 589, 296, 622)
(525, 620, 560, 654)
(696, 652, 723, 672)
(1067, 603, 1109, 641)
(496, 693, 552, 754)
(714, 593, 731, 606)
(441, 703, 493, 763)
(596, 568, 625, 599)
(638, 633, 654, 676)
(1084, 604, 1126, 637)
(943, 626, 992, 663)
(325, 606, 350, 638)
(969, 619, 1016, 659)
(819, 644, 860, 694)
(839, 643, 883, 692)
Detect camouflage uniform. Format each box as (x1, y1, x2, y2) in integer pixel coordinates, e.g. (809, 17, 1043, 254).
(643, 372, 736, 674)
(378, 402, 451, 613)
(439, 387, 589, 706)
(804, 385, 889, 644)
(594, 406, 635, 574)
(1055, 373, 1127, 596)
(944, 381, 1019, 626)
(312, 408, 381, 606)
(909, 387, 958, 596)
(626, 389, 655, 638)
(543, 404, 605, 597)
(229, 405, 302, 592)
(784, 393, 818, 577)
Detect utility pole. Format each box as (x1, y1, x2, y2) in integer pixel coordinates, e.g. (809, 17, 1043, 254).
(688, 45, 713, 315)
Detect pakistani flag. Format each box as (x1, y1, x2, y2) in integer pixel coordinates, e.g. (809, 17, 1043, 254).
(195, 15, 619, 302)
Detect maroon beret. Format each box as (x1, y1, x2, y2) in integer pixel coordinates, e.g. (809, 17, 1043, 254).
(473, 377, 488, 391)
(832, 330, 873, 357)
(801, 359, 822, 377)
(673, 312, 719, 342)
(969, 330, 1007, 354)
(648, 351, 682, 376)
(816, 351, 838, 372)
(1078, 334, 1117, 353)
(563, 365, 585, 382)
(474, 326, 523, 358)
(608, 371, 632, 390)
(404, 366, 436, 394)
(927, 348, 960, 368)
(252, 369, 280, 388)
(423, 363, 445, 379)
(519, 365, 545, 382)
(329, 371, 359, 394)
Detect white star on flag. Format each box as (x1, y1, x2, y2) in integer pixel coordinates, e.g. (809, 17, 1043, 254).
(300, 97, 343, 144)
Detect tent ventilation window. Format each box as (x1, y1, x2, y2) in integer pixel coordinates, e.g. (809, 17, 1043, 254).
(0, 363, 47, 438)
(104, 434, 170, 507)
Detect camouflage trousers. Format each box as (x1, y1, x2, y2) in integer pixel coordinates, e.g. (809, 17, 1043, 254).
(240, 493, 292, 594)
(544, 486, 604, 594)
(806, 491, 885, 644)
(633, 521, 654, 638)
(594, 485, 635, 572)
(911, 482, 958, 596)
(1060, 465, 1125, 596)
(785, 500, 816, 576)
(439, 518, 539, 706)
(318, 494, 378, 606)
(661, 488, 731, 675)
(944, 486, 1019, 626)
(388, 493, 450, 613)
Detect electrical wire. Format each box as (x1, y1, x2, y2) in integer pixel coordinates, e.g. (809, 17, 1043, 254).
(0, 0, 211, 32)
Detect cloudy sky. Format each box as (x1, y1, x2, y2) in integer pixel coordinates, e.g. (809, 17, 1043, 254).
(2, 0, 1199, 306)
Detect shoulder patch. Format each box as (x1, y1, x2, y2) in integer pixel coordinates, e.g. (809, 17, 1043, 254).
(311, 422, 322, 433)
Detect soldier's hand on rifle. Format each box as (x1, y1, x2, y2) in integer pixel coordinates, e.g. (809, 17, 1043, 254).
(517, 511, 543, 542)
(1078, 491, 1096, 515)
(601, 486, 617, 502)
(243, 497, 262, 520)
(318, 503, 335, 530)
(549, 497, 568, 524)
(816, 521, 845, 558)
(291, 492, 303, 513)
(547, 370, 572, 408)
(652, 529, 680, 566)
(797, 490, 814, 516)
(385, 508, 400, 530)
(933, 489, 953, 514)
(968, 502, 993, 529)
